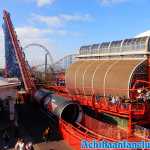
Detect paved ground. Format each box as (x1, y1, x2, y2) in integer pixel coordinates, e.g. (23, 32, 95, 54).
(33, 140, 73, 150)
(9, 140, 73, 150)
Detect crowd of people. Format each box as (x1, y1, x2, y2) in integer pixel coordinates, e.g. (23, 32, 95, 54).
(136, 87, 150, 102)
(108, 96, 121, 104)
(106, 87, 150, 105)
(15, 138, 34, 150)
(1, 125, 51, 149)
(14, 126, 51, 150)
(1, 129, 34, 150)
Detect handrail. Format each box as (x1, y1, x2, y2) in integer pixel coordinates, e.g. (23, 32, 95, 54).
(60, 119, 119, 141)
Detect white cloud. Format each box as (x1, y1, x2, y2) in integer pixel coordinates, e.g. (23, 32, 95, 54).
(23, 0, 55, 7)
(36, 0, 55, 7)
(0, 28, 4, 50)
(135, 30, 150, 38)
(32, 13, 92, 28)
(0, 12, 93, 68)
(100, 0, 128, 5)
(60, 14, 92, 22)
(16, 26, 49, 39)
(0, 23, 84, 68)
(0, 26, 58, 68)
(16, 26, 56, 66)
(32, 15, 62, 28)
(0, 27, 5, 68)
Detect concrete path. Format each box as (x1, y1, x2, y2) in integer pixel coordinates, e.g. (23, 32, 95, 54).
(9, 140, 73, 150)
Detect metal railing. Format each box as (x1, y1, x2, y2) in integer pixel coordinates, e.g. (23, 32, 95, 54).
(134, 125, 150, 140)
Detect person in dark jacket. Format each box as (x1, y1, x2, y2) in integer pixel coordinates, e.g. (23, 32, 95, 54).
(2, 130, 10, 149)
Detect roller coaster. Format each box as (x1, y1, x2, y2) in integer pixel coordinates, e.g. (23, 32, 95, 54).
(2, 10, 150, 150)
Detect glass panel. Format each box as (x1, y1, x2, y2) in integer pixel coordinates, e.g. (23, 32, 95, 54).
(91, 44, 99, 50)
(122, 37, 147, 52)
(100, 42, 110, 53)
(109, 40, 122, 53)
(79, 36, 148, 55)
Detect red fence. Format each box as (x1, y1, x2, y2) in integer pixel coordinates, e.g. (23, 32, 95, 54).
(83, 114, 128, 140)
(60, 118, 122, 149)
(60, 119, 100, 150)
(60, 119, 146, 150)
(60, 115, 129, 149)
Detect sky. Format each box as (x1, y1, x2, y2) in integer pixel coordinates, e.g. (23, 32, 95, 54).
(0, 0, 150, 68)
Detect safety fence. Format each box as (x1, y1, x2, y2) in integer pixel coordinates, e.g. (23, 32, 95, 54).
(48, 85, 146, 118)
(60, 119, 144, 150)
(95, 100, 145, 115)
(60, 119, 100, 150)
(73, 95, 145, 117)
(54, 92, 145, 120)
(60, 118, 123, 150)
(83, 114, 128, 140)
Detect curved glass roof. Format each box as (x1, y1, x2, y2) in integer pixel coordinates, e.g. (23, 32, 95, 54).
(91, 44, 99, 49)
(79, 36, 150, 55)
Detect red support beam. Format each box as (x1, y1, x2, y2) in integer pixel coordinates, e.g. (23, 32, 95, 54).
(3, 10, 36, 94)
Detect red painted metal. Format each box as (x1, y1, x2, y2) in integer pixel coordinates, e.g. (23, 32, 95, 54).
(82, 114, 128, 140)
(60, 116, 147, 150)
(60, 119, 110, 150)
(47, 84, 149, 143)
(47, 86, 146, 118)
(147, 57, 150, 88)
(3, 10, 36, 94)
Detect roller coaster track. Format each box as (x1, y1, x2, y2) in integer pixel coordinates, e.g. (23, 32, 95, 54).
(23, 43, 77, 73)
(23, 43, 54, 66)
(53, 54, 77, 71)
(3, 10, 36, 93)
(31, 54, 77, 72)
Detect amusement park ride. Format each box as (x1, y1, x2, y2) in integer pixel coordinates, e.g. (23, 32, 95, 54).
(2, 10, 150, 149)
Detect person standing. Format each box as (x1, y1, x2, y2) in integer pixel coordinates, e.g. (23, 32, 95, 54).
(15, 138, 25, 150)
(25, 142, 34, 150)
(42, 127, 50, 142)
(14, 114, 19, 138)
(2, 130, 10, 149)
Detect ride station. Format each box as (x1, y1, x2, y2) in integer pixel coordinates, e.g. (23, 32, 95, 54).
(1, 10, 150, 150)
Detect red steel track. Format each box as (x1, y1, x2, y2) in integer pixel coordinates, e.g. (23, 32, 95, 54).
(3, 10, 36, 93)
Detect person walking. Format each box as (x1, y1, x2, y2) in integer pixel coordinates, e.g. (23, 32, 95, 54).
(15, 138, 25, 150)
(25, 142, 34, 150)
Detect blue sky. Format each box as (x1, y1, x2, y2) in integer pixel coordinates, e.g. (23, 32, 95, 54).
(0, 0, 150, 67)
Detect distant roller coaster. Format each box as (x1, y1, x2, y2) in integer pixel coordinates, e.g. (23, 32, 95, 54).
(23, 43, 77, 72)
(53, 54, 77, 72)
(23, 43, 54, 75)
(23, 43, 54, 65)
